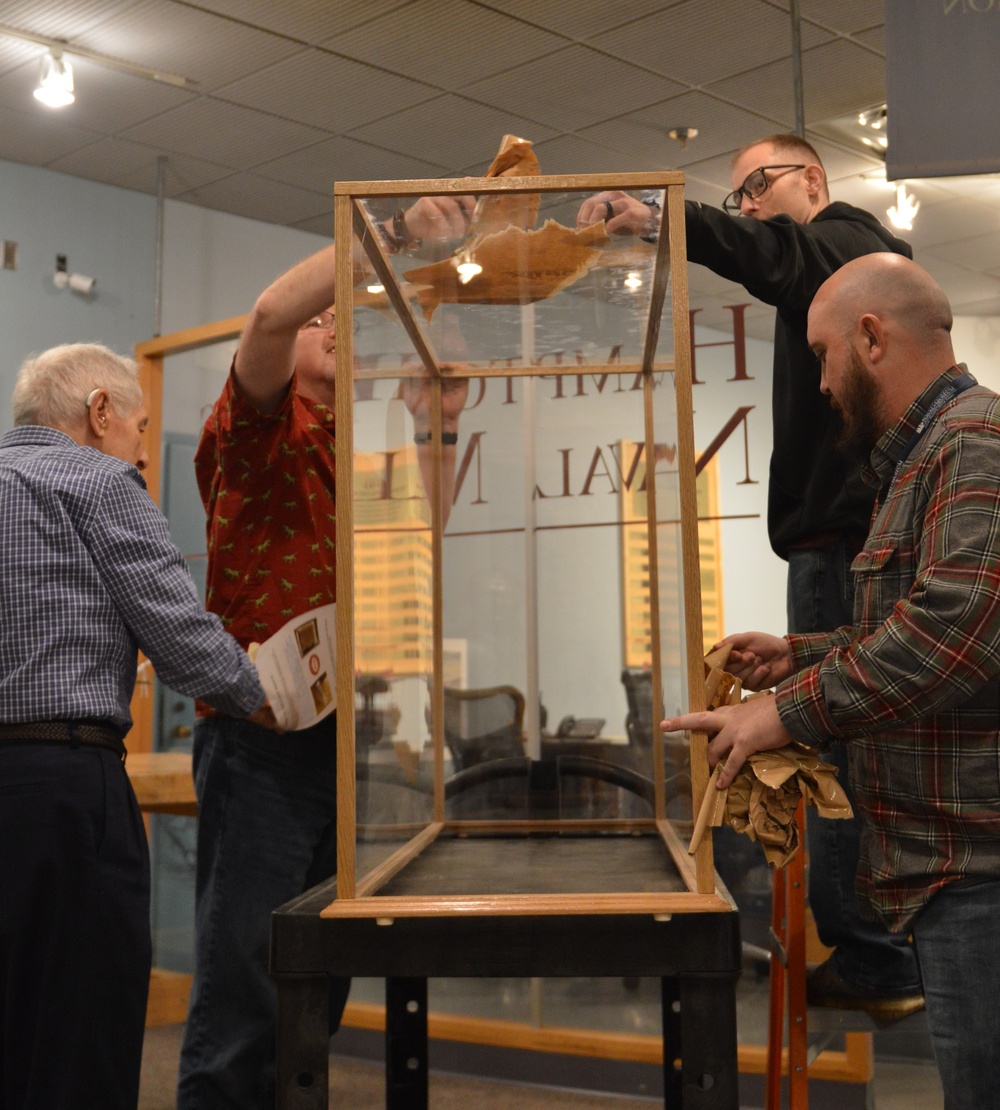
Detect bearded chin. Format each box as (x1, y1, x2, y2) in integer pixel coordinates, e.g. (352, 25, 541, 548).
(833, 353, 883, 462)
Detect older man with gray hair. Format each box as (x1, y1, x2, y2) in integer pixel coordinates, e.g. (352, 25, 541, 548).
(0, 343, 270, 1110)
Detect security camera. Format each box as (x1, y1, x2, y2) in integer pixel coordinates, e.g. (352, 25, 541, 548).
(53, 255, 96, 296)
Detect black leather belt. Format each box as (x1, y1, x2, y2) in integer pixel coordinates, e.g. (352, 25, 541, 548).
(0, 721, 126, 759)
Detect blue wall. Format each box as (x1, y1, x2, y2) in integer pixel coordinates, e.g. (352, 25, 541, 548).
(0, 158, 157, 432)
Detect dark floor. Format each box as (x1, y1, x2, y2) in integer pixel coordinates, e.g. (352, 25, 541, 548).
(139, 1021, 943, 1110)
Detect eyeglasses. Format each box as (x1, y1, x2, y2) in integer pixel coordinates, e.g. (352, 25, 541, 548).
(722, 164, 806, 214)
(300, 311, 336, 331)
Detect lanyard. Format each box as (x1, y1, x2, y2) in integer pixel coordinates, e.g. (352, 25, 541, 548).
(879, 372, 977, 506)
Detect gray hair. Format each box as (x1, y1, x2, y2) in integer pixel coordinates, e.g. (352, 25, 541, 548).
(13, 343, 144, 429)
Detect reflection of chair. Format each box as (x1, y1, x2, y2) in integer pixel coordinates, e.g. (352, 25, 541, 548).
(443, 685, 526, 772)
(621, 668, 692, 817)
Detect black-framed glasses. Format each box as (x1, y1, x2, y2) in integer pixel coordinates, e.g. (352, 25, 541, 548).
(722, 164, 806, 214)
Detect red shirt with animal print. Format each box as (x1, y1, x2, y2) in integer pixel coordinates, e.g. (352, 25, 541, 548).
(194, 370, 335, 713)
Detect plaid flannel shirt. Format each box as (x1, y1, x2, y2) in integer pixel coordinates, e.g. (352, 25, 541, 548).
(776, 365, 1000, 932)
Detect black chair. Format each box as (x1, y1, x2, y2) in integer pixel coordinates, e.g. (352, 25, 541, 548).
(621, 667, 692, 818)
(443, 685, 526, 773)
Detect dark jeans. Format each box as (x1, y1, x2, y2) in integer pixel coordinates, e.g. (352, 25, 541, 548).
(0, 744, 151, 1110)
(787, 543, 921, 993)
(177, 717, 350, 1110)
(911, 878, 1000, 1109)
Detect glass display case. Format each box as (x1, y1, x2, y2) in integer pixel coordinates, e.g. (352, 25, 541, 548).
(328, 169, 726, 917)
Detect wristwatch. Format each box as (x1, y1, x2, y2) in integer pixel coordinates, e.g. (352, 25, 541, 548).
(639, 191, 661, 244)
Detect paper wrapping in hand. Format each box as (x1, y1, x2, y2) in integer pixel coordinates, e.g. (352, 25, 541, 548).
(716, 745, 853, 868)
(689, 645, 853, 869)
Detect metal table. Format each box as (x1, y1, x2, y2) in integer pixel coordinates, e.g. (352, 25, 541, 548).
(271, 834, 741, 1109)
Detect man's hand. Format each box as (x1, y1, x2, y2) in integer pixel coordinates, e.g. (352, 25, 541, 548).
(661, 695, 795, 789)
(715, 632, 794, 690)
(401, 195, 476, 243)
(576, 190, 656, 237)
(248, 703, 283, 732)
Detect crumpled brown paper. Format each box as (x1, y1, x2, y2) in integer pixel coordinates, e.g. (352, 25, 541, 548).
(688, 647, 853, 868)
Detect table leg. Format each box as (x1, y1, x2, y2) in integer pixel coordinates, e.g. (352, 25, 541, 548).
(386, 977, 429, 1110)
(672, 971, 740, 1108)
(275, 974, 329, 1110)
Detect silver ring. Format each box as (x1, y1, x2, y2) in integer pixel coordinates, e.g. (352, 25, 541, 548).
(603, 200, 614, 223)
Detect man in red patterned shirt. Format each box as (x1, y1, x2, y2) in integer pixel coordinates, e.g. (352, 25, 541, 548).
(178, 195, 472, 1110)
(664, 254, 1000, 1108)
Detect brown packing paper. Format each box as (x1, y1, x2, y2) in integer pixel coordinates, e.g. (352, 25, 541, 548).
(688, 652, 853, 868)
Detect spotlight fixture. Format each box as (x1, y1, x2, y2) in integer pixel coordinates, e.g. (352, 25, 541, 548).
(667, 126, 699, 149)
(34, 48, 74, 108)
(623, 271, 643, 291)
(366, 281, 385, 294)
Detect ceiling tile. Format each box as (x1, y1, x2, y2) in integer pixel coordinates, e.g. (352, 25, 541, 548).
(289, 210, 335, 237)
(903, 197, 1000, 252)
(483, 0, 686, 40)
(581, 93, 782, 169)
(188, 0, 416, 41)
(463, 45, 684, 133)
(600, 0, 832, 87)
(119, 98, 327, 170)
(798, 0, 885, 34)
(214, 47, 439, 132)
(347, 94, 558, 172)
(256, 136, 446, 194)
(0, 102, 102, 164)
(173, 172, 332, 226)
(48, 136, 232, 195)
(524, 133, 631, 175)
(920, 229, 1000, 273)
(0, 35, 38, 77)
(0, 1, 128, 39)
(327, 0, 566, 89)
(68, 0, 305, 92)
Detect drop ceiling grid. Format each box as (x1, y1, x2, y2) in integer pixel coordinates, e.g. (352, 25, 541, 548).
(47, 135, 232, 196)
(187, 0, 419, 42)
(0, 0, 128, 40)
(65, 0, 305, 92)
(254, 135, 447, 195)
(174, 171, 332, 225)
(480, 0, 688, 42)
(212, 47, 441, 134)
(795, 0, 885, 35)
(327, 0, 568, 90)
(118, 97, 328, 170)
(345, 93, 559, 171)
(462, 44, 686, 135)
(597, 0, 834, 88)
(580, 92, 788, 168)
(0, 103, 103, 164)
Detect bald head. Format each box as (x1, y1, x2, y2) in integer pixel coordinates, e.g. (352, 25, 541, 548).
(812, 253, 953, 345)
(808, 254, 959, 437)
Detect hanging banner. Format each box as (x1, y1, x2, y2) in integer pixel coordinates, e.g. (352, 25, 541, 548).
(885, 0, 1000, 179)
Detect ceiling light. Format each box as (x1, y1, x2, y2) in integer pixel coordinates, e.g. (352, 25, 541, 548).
(624, 271, 643, 291)
(366, 281, 384, 294)
(34, 48, 74, 108)
(887, 183, 920, 231)
(667, 126, 699, 149)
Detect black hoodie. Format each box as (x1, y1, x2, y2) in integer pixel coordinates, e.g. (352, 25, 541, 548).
(685, 199, 913, 559)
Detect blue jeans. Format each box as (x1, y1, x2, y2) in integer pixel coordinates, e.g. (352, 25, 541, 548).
(177, 716, 350, 1110)
(787, 543, 921, 993)
(911, 879, 1000, 1109)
